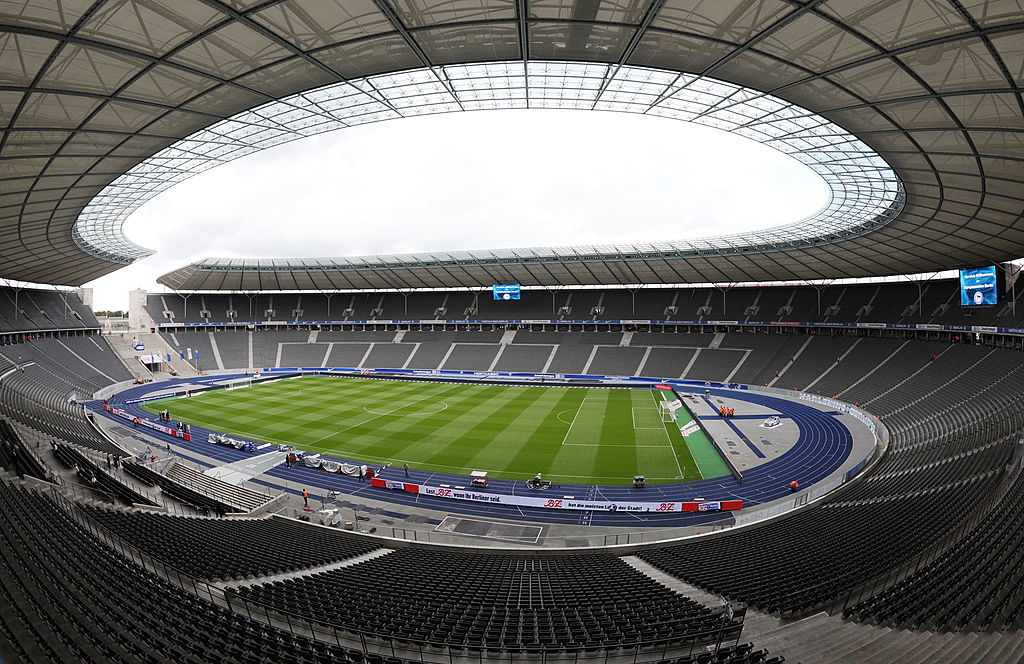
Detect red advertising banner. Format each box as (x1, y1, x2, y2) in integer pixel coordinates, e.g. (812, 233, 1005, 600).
(374, 480, 742, 514)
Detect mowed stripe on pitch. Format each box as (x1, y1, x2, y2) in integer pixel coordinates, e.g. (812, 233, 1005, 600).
(144, 377, 705, 484)
(427, 385, 559, 471)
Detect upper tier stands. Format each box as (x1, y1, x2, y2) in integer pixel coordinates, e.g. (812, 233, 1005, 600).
(0, 286, 97, 334)
(143, 280, 1024, 327)
(0, 335, 134, 456)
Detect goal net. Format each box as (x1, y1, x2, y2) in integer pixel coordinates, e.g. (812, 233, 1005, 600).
(659, 399, 682, 422)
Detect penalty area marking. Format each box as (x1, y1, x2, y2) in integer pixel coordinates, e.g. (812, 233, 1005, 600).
(631, 406, 664, 430)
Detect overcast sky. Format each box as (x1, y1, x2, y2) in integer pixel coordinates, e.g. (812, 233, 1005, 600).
(83, 109, 829, 312)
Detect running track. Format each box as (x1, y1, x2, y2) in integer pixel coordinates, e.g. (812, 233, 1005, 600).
(91, 375, 859, 529)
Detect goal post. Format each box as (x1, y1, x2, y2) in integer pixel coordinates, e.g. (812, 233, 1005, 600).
(659, 400, 680, 422)
(225, 377, 254, 391)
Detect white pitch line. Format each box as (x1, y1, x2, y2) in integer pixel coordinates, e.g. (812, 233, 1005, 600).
(652, 390, 685, 479)
(631, 406, 664, 430)
(560, 393, 589, 447)
(362, 400, 449, 416)
(563, 443, 678, 448)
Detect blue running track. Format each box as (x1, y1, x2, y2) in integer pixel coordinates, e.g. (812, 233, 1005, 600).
(90, 375, 856, 528)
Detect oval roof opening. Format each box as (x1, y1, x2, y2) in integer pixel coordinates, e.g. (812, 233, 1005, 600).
(123, 108, 831, 261)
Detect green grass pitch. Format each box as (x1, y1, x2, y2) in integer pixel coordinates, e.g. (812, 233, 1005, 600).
(143, 376, 704, 485)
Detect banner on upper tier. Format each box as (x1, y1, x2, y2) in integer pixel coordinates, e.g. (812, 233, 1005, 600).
(160, 319, 1024, 337)
(368, 478, 742, 513)
(262, 367, 748, 391)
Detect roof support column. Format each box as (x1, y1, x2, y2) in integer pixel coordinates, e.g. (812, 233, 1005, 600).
(1000, 262, 1020, 318)
(716, 283, 736, 320)
(627, 285, 643, 319)
(902, 273, 941, 320)
(809, 281, 834, 318)
(546, 285, 564, 320)
(323, 290, 333, 319)
(170, 288, 192, 322)
(2, 280, 22, 323)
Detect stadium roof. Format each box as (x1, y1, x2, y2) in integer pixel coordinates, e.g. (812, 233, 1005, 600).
(2, 1, 1022, 288)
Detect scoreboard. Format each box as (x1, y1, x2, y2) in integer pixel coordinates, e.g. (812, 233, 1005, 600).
(492, 284, 521, 301)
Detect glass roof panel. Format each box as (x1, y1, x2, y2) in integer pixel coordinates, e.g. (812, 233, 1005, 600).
(73, 59, 902, 266)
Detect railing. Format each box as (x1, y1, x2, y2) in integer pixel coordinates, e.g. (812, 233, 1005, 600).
(162, 457, 279, 511)
(279, 505, 735, 549)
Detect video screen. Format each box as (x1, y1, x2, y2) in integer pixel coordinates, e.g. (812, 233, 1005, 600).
(492, 284, 521, 301)
(960, 266, 998, 306)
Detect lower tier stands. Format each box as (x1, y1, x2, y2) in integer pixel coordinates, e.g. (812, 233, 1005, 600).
(230, 548, 743, 652)
(53, 442, 157, 507)
(78, 507, 381, 581)
(772, 335, 858, 390)
(0, 477, 374, 664)
(0, 418, 47, 480)
(123, 461, 249, 515)
(639, 474, 999, 616)
(636, 343, 1024, 626)
(844, 469, 1024, 632)
(148, 328, 917, 383)
(0, 471, 769, 663)
(0, 370, 124, 456)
